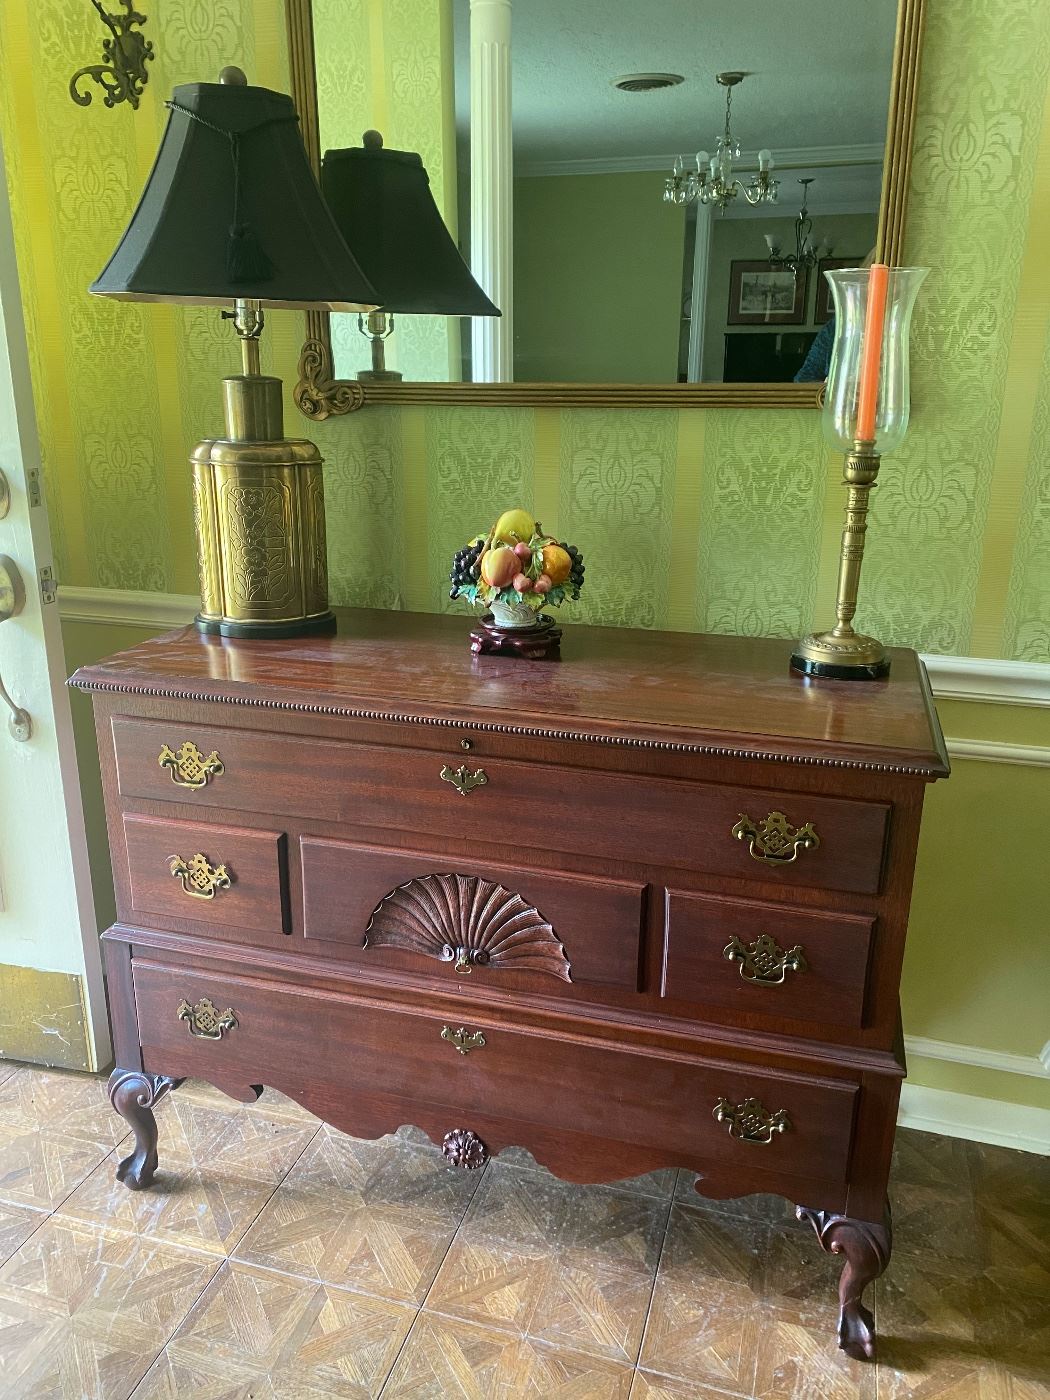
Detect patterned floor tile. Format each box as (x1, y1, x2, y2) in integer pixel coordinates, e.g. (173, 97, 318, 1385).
(0, 1216, 218, 1400)
(0, 1203, 46, 1266)
(889, 1176, 985, 1264)
(383, 1310, 635, 1397)
(630, 1371, 744, 1398)
(498, 1146, 676, 1198)
(233, 1184, 462, 1303)
(459, 1162, 584, 1247)
(0, 1124, 118, 1211)
(151, 1094, 319, 1184)
(0, 1066, 124, 1145)
(0, 1061, 23, 1089)
(967, 1140, 1050, 1218)
(753, 1305, 878, 1400)
(56, 1147, 281, 1257)
(426, 1232, 552, 1333)
(283, 1125, 483, 1226)
(892, 1127, 975, 1193)
(637, 1205, 769, 1394)
(175, 1077, 321, 1125)
(129, 1261, 414, 1399)
(675, 1172, 796, 1225)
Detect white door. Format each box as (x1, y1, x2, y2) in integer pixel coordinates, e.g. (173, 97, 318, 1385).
(0, 133, 109, 1072)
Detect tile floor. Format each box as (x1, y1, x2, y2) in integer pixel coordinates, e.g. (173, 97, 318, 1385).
(0, 1060, 1045, 1398)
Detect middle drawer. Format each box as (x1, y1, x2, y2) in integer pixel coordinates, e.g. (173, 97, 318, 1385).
(301, 838, 647, 995)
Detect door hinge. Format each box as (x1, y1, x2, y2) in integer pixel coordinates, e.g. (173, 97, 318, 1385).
(27, 468, 42, 509)
(39, 566, 56, 605)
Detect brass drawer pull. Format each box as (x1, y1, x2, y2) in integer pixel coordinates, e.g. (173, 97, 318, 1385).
(732, 810, 819, 865)
(169, 852, 232, 900)
(714, 1096, 791, 1144)
(440, 764, 488, 796)
(158, 741, 225, 790)
(177, 996, 238, 1040)
(723, 934, 807, 986)
(441, 1025, 486, 1055)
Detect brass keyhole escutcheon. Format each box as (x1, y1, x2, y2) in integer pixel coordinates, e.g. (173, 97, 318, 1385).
(441, 1025, 486, 1055)
(440, 764, 488, 796)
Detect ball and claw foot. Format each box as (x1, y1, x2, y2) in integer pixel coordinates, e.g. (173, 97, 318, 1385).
(796, 1205, 892, 1360)
(108, 1069, 183, 1191)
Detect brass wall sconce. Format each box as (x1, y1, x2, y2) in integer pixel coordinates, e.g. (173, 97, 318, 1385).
(70, 0, 154, 110)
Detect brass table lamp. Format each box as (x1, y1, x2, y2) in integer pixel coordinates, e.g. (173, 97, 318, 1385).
(792, 264, 928, 680)
(321, 131, 499, 381)
(91, 68, 380, 637)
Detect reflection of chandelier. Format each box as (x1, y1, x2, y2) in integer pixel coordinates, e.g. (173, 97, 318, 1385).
(765, 178, 831, 275)
(663, 72, 778, 212)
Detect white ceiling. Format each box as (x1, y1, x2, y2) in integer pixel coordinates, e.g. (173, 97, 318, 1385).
(453, 0, 898, 164)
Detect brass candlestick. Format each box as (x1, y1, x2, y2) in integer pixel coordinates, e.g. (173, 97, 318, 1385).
(791, 440, 889, 680)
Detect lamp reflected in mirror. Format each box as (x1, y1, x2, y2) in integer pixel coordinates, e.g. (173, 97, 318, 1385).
(321, 130, 499, 383)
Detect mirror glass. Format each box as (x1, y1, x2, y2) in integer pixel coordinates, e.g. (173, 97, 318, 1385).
(313, 0, 898, 387)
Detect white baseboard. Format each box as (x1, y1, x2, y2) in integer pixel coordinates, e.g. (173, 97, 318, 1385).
(904, 1034, 1050, 1078)
(898, 1083, 1050, 1154)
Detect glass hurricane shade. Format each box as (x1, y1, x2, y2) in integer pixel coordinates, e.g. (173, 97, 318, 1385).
(822, 266, 928, 456)
(90, 80, 380, 311)
(320, 137, 499, 317)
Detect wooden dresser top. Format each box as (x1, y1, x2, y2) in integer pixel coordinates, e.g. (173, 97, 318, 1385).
(72, 608, 948, 777)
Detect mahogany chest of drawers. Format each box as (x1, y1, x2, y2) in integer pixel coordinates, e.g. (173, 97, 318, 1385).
(73, 608, 948, 1360)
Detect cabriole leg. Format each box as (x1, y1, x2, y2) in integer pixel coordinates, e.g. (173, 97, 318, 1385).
(796, 1204, 891, 1360)
(108, 1069, 183, 1190)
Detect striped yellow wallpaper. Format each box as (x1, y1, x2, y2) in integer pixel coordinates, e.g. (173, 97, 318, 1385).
(0, 0, 1048, 660)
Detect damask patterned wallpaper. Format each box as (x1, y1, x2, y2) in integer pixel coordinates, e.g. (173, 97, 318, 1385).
(1, 0, 1047, 660)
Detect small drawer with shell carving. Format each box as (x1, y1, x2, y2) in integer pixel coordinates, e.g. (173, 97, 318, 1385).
(121, 814, 288, 937)
(300, 837, 646, 996)
(130, 960, 859, 1184)
(663, 890, 876, 1030)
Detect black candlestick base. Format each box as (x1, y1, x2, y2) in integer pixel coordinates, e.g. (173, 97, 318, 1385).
(791, 653, 890, 681)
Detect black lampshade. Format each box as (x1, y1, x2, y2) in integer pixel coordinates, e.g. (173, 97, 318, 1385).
(92, 79, 380, 311)
(321, 135, 499, 316)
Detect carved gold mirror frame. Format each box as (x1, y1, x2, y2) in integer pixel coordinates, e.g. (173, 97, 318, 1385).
(285, 0, 925, 420)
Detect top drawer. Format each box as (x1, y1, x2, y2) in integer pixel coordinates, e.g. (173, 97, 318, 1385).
(111, 716, 889, 895)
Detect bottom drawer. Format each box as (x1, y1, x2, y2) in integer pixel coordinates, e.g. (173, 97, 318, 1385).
(134, 962, 859, 1184)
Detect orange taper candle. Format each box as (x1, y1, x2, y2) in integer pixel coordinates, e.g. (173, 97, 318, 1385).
(855, 262, 889, 444)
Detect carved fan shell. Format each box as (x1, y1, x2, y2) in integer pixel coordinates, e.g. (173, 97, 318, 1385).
(364, 872, 572, 982)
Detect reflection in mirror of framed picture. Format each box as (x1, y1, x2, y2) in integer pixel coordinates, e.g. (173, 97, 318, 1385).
(727, 262, 809, 327)
(815, 257, 864, 323)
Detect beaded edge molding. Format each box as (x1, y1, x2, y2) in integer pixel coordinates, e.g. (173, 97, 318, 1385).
(68, 675, 941, 775)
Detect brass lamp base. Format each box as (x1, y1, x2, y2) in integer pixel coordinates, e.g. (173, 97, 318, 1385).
(192, 372, 334, 639)
(791, 631, 890, 681)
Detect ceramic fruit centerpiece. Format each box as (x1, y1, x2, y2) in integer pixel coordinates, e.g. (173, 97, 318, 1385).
(449, 508, 585, 657)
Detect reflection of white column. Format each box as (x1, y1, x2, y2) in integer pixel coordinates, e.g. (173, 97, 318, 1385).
(687, 204, 712, 382)
(470, 0, 512, 382)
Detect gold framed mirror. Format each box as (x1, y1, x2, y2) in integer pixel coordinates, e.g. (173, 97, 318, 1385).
(286, 0, 925, 419)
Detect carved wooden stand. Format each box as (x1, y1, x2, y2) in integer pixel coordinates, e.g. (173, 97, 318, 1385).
(108, 1069, 183, 1190)
(796, 1205, 892, 1359)
(470, 616, 562, 659)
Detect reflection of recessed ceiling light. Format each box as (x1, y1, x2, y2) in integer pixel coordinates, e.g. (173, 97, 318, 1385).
(611, 73, 685, 93)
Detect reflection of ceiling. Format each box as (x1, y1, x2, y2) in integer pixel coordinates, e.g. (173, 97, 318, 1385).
(453, 0, 898, 163)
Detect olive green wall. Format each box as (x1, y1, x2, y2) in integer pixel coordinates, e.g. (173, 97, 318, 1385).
(513, 172, 685, 383)
(1, 0, 1049, 1117)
